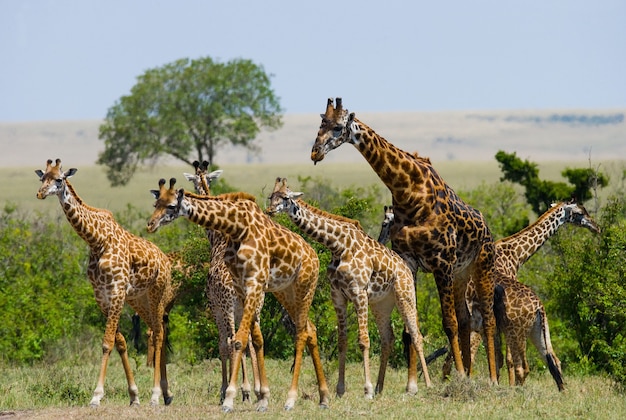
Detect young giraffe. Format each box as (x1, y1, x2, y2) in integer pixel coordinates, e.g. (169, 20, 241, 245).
(266, 178, 431, 399)
(147, 179, 330, 412)
(380, 200, 600, 389)
(311, 98, 499, 383)
(182, 160, 261, 403)
(35, 159, 173, 407)
(464, 199, 600, 390)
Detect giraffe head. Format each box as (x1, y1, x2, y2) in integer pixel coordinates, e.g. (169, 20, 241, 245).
(182, 160, 223, 195)
(265, 177, 303, 216)
(558, 199, 601, 234)
(377, 205, 395, 244)
(310, 97, 354, 164)
(35, 158, 77, 199)
(147, 178, 184, 232)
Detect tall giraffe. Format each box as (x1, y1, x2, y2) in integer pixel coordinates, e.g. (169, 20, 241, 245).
(266, 178, 431, 399)
(311, 98, 499, 383)
(35, 159, 173, 407)
(182, 160, 260, 403)
(147, 179, 330, 412)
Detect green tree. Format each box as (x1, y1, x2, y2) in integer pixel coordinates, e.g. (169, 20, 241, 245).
(495, 151, 608, 214)
(98, 56, 283, 186)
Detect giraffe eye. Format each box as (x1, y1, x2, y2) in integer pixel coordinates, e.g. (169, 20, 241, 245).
(333, 125, 343, 132)
(167, 204, 177, 210)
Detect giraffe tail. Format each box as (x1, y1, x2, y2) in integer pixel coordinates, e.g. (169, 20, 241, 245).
(131, 313, 142, 352)
(538, 310, 565, 391)
(493, 284, 507, 333)
(546, 353, 564, 391)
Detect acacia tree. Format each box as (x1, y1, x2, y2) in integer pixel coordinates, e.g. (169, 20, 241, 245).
(495, 150, 608, 214)
(98, 57, 283, 186)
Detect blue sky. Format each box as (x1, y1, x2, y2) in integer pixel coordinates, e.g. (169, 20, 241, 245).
(1, 0, 624, 122)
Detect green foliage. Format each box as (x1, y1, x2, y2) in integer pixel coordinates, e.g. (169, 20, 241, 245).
(548, 196, 626, 385)
(495, 150, 608, 214)
(0, 205, 98, 364)
(98, 56, 283, 186)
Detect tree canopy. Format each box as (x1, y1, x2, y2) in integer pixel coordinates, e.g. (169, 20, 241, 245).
(495, 150, 609, 214)
(97, 57, 283, 186)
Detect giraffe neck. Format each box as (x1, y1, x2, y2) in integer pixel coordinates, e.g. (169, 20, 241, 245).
(59, 180, 118, 249)
(286, 199, 361, 254)
(349, 117, 435, 210)
(496, 203, 568, 270)
(181, 192, 255, 241)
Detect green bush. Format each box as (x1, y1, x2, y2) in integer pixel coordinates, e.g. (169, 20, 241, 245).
(0, 204, 97, 364)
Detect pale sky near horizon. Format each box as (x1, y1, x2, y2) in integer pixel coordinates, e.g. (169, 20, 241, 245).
(1, 0, 624, 122)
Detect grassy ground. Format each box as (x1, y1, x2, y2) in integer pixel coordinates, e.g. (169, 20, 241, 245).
(1, 347, 625, 419)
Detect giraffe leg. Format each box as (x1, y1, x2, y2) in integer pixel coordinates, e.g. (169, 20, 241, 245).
(473, 264, 498, 384)
(434, 274, 465, 375)
(90, 303, 124, 407)
(159, 315, 173, 405)
(304, 320, 330, 409)
(222, 295, 266, 413)
(506, 343, 515, 386)
(370, 296, 395, 395)
(284, 313, 310, 410)
(393, 288, 432, 392)
(114, 329, 140, 407)
(148, 322, 164, 406)
(331, 286, 349, 397)
(244, 337, 261, 401)
(352, 291, 374, 399)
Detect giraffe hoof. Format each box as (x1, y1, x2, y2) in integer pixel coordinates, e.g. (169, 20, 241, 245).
(164, 395, 174, 405)
(222, 405, 233, 413)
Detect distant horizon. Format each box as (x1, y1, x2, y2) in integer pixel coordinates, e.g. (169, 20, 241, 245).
(2, 106, 625, 125)
(3, 108, 624, 168)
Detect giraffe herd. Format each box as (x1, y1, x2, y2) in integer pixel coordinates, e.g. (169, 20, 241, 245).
(34, 97, 600, 412)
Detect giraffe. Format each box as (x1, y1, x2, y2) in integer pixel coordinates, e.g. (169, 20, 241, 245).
(380, 200, 600, 389)
(35, 159, 173, 407)
(311, 98, 499, 383)
(463, 199, 600, 389)
(266, 177, 431, 399)
(182, 160, 261, 403)
(147, 179, 330, 412)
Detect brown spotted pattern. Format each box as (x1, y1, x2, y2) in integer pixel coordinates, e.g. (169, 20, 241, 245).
(311, 98, 499, 383)
(35, 159, 174, 407)
(147, 179, 329, 412)
(266, 178, 431, 399)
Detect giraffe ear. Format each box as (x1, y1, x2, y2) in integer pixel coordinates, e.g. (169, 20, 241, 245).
(150, 190, 160, 200)
(288, 191, 304, 199)
(183, 172, 197, 182)
(348, 112, 355, 123)
(65, 168, 78, 178)
(207, 169, 223, 183)
(35, 169, 44, 178)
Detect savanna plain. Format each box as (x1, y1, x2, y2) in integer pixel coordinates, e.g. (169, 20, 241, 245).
(1, 110, 625, 418)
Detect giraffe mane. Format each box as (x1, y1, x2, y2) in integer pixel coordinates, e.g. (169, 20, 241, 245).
(297, 199, 363, 230)
(65, 180, 114, 217)
(185, 190, 257, 203)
